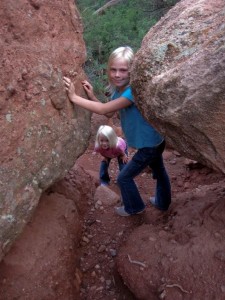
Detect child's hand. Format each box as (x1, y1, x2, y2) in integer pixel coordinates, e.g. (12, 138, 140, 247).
(121, 154, 128, 164)
(82, 80, 95, 100)
(63, 77, 76, 100)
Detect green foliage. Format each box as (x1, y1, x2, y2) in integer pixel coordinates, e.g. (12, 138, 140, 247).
(76, 0, 180, 98)
(77, 1, 157, 62)
(84, 57, 108, 102)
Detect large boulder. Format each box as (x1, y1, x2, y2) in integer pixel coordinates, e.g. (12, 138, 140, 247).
(0, 164, 97, 300)
(0, 0, 90, 261)
(131, 0, 225, 173)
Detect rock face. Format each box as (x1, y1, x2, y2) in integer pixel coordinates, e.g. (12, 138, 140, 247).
(117, 183, 225, 300)
(0, 0, 91, 261)
(131, 0, 225, 173)
(0, 164, 97, 300)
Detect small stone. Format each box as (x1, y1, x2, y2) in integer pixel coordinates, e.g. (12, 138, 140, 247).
(7, 84, 16, 96)
(96, 200, 102, 206)
(214, 250, 225, 261)
(82, 236, 89, 244)
(98, 245, 106, 253)
(221, 285, 225, 293)
(109, 249, 117, 257)
(106, 280, 112, 286)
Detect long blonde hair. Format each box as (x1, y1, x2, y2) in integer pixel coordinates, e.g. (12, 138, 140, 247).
(106, 46, 134, 95)
(95, 125, 118, 149)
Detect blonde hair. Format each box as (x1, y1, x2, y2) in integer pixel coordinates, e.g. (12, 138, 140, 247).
(106, 46, 134, 94)
(95, 125, 118, 149)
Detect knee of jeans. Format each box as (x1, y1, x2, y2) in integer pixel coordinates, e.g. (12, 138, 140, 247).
(117, 172, 126, 185)
(117, 172, 131, 186)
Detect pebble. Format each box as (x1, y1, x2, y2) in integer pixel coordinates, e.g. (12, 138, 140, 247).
(91, 271, 96, 277)
(214, 250, 225, 261)
(106, 280, 112, 286)
(82, 236, 90, 244)
(109, 249, 117, 257)
(169, 159, 177, 165)
(184, 182, 190, 189)
(221, 285, 225, 293)
(98, 245, 106, 253)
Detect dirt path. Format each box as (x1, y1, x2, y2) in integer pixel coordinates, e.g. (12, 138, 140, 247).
(75, 133, 224, 299)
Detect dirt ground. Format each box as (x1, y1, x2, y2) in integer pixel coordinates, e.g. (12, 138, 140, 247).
(76, 115, 225, 300)
(0, 114, 225, 300)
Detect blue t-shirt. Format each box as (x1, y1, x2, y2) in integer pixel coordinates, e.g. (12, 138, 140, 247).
(111, 86, 164, 149)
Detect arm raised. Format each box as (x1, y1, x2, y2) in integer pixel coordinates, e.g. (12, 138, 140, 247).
(63, 77, 131, 115)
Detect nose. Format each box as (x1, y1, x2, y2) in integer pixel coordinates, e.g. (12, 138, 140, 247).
(115, 70, 120, 77)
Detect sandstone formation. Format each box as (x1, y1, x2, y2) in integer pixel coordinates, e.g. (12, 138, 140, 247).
(131, 0, 225, 173)
(0, 164, 97, 300)
(117, 182, 225, 300)
(0, 0, 90, 261)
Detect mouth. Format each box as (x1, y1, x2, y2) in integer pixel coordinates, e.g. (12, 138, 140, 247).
(114, 80, 123, 85)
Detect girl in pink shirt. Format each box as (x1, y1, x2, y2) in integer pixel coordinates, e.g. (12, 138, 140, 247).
(95, 125, 128, 186)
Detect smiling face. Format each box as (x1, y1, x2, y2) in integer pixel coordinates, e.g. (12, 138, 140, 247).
(108, 58, 130, 92)
(98, 134, 110, 150)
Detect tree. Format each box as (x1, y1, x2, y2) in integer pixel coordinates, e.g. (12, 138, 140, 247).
(93, 0, 124, 15)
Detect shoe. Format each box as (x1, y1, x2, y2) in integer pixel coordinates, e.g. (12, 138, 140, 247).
(149, 197, 168, 211)
(115, 206, 130, 217)
(115, 206, 145, 217)
(100, 182, 109, 187)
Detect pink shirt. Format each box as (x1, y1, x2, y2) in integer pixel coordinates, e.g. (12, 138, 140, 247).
(95, 137, 127, 158)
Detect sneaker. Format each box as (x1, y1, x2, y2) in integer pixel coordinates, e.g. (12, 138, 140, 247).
(115, 206, 130, 217)
(100, 182, 109, 187)
(115, 206, 145, 217)
(149, 197, 168, 211)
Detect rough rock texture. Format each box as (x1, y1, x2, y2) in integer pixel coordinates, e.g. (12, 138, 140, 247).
(0, 164, 97, 300)
(0, 0, 90, 261)
(94, 185, 120, 206)
(117, 182, 225, 300)
(131, 0, 225, 173)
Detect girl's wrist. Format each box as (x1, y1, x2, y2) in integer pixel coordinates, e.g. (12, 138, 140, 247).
(70, 94, 77, 103)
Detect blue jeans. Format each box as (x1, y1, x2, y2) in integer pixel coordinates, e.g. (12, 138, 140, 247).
(100, 157, 127, 185)
(117, 140, 171, 214)
(100, 144, 128, 185)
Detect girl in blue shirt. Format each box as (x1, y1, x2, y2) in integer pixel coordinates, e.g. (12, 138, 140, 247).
(63, 46, 171, 216)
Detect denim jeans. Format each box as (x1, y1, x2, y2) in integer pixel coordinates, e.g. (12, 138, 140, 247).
(100, 158, 127, 185)
(117, 140, 171, 214)
(100, 144, 128, 185)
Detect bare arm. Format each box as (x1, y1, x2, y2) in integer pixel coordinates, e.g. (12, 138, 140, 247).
(63, 77, 132, 115)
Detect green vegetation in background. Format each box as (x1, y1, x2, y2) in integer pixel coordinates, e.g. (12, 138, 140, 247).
(76, 0, 180, 101)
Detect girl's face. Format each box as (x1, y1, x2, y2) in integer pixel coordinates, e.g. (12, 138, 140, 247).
(99, 134, 110, 150)
(109, 58, 130, 92)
